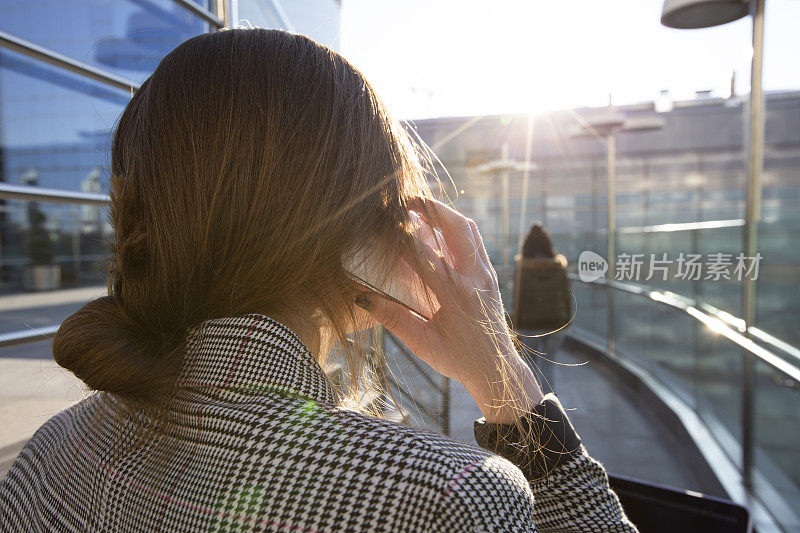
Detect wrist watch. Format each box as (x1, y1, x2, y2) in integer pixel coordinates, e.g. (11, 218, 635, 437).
(473, 393, 583, 481)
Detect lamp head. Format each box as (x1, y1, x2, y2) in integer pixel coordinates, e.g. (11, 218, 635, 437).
(661, 0, 749, 29)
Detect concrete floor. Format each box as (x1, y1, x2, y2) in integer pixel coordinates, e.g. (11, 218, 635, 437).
(447, 340, 721, 496)
(0, 287, 100, 475)
(0, 357, 88, 476)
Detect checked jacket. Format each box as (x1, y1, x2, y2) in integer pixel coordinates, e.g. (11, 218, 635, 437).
(0, 314, 636, 532)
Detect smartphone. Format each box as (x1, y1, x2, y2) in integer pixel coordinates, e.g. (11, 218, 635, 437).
(343, 211, 454, 323)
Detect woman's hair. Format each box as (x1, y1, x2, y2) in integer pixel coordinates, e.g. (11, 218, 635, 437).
(521, 222, 556, 259)
(54, 28, 528, 434)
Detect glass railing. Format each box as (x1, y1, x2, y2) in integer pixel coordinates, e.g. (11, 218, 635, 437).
(561, 273, 800, 531)
(0, 184, 110, 291)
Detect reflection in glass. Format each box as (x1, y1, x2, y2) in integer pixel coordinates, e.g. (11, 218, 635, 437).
(0, 48, 124, 288)
(0, 0, 208, 85)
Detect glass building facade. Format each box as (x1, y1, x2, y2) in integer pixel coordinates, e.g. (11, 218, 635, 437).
(416, 94, 800, 348)
(0, 0, 340, 289)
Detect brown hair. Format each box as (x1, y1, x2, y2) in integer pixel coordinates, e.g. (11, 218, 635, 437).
(53, 28, 529, 434)
(521, 222, 556, 259)
(53, 28, 434, 409)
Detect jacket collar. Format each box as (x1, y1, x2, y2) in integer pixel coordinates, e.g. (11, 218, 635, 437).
(179, 314, 336, 407)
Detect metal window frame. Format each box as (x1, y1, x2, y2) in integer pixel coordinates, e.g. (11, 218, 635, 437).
(215, 0, 232, 28)
(0, 0, 228, 96)
(0, 0, 231, 284)
(0, 30, 140, 93)
(0, 325, 60, 349)
(170, 0, 225, 28)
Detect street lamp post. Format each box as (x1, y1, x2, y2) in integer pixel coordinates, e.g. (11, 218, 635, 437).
(661, 0, 764, 490)
(569, 112, 664, 356)
(474, 143, 538, 270)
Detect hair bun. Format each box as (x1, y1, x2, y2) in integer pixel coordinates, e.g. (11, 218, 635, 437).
(53, 296, 177, 401)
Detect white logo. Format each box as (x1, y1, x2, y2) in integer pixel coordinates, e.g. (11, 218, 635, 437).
(578, 251, 608, 282)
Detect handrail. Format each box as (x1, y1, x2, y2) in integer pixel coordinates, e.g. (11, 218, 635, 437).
(696, 300, 800, 368)
(0, 183, 111, 206)
(0, 325, 59, 349)
(0, 30, 140, 93)
(566, 273, 800, 384)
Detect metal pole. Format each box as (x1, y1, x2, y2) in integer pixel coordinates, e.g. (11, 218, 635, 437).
(517, 116, 535, 239)
(215, 0, 231, 28)
(0, 216, 3, 289)
(742, 0, 765, 489)
(501, 143, 511, 269)
(73, 206, 80, 280)
(607, 130, 617, 356)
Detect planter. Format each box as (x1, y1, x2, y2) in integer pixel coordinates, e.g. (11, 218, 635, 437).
(23, 264, 62, 291)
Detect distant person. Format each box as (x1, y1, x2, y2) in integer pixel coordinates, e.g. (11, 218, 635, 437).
(0, 29, 634, 532)
(513, 223, 572, 387)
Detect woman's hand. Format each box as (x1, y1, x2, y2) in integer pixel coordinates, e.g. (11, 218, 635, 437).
(356, 196, 543, 423)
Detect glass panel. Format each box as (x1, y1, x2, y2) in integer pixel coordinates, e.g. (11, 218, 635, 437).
(0, 198, 109, 332)
(694, 327, 743, 454)
(0, 0, 209, 86)
(614, 289, 698, 409)
(236, 0, 286, 29)
(753, 359, 800, 530)
(570, 280, 607, 340)
(0, 48, 129, 191)
(757, 189, 800, 353)
(585, 282, 747, 463)
(0, 48, 124, 291)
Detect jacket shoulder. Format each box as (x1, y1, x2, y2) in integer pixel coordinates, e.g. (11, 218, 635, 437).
(0, 396, 99, 526)
(326, 408, 536, 531)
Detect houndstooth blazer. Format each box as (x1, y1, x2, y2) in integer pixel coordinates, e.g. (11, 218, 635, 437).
(0, 314, 636, 532)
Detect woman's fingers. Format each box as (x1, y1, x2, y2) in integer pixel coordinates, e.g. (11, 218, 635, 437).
(408, 197, 481, 276)
(400, 232, 461, 300)
(468, 219, 496, 284)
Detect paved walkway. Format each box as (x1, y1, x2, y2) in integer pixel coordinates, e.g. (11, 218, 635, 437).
(0, 287, 100, 474)
(448, 341, 721, 496)
(0, 357, 87, 475)
(0, 286, 105, 314)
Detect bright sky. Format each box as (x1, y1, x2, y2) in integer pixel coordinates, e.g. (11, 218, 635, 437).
(340, 0, 800, 119)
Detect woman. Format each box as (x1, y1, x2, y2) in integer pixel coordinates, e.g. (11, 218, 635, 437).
(512, 223, 572, 388)
(0, 29, 635, 532)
